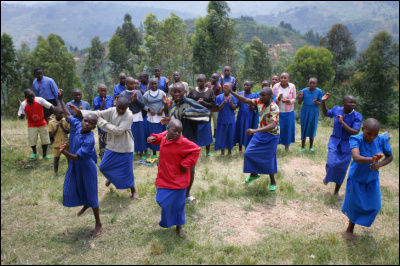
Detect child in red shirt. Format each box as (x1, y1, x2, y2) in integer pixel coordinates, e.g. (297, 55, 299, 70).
(147, 119, 201, 237)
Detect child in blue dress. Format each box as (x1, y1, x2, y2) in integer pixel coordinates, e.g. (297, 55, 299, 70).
(215, 82, 238, 156)
(341, 118, 393, 242)
(235, 80, 257, 155)
(298, 77, 324, 151)
(321, 93, 362, 195)
(58, 89, 102, 237)
(153, 66, 170, 94)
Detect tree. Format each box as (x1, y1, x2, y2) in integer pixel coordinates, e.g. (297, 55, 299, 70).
(108, 34, 135, 83)
(273, 47, 293, 75)
(351, 31, 399, 123)
(286, 45, 335, 89)
(1, 33, 18, 117)
(116, 13, 142, 56)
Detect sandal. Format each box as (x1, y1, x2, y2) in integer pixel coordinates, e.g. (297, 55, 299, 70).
(146, 158, 158, 164)
(206, 152, 213, 157)
(245, 174, 260, 184)
(309, 148, 315, 152)
(30, 153, 38, 160)
(300, 148, 306, 152)
(42, 155, 52, 160)
(186, 196, 197, 203)
(269, 185, 276, 191)
(136, 160, 152, 166)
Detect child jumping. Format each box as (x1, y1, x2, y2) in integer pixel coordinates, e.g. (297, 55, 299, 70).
(147, 119, 201, 237)
(341, 118, 393, 242)
(321, 93, 362, 195)
(58, 89, 102, 237)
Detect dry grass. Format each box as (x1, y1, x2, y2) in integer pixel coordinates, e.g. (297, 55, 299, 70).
(1, 120, 399, 265)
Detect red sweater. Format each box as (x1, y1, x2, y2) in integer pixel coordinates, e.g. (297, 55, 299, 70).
(150, 131, 201, 189)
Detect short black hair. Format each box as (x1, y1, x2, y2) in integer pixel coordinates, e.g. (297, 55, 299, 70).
(154, 65, 161, 71)
(363, 118, 380, 131)
(172, 82, 185, 91)
(260, 87, 273, 96)
(343, 94, 356, 103)
(139, 71, 149, 78)
(85, 113, 98, 125)
(197, 74, 206, 81)
(33, 67, 42, 74)
(116, 97, 129, 108)
(24, 89, 34, 97)
(168, 118, 182, 129)
(53, 106, 63, 114)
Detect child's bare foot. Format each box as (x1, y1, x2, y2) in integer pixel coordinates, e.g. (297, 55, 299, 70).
(105, 180, 111, 187)
(93, 223, 102, 237)
(77, 206, 89, 216)
(323, 179, 328, 185)
(176, 226, 186, 238)
(131, 191, 139, 200)
(344, 231, 355, 242)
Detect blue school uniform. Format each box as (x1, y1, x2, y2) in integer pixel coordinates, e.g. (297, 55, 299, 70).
(215, 94, 238, 150)
(113, 83, 126, 98)
(99, 150, 135, 189)
(252, 92, 277, 129)
(63, 117, 98, 208)
(67, 100, 92, 149)
(139, 83, 148, 94)
(235, 92, 257, 147)
(324, 107, 362, 185)
(93, 95, 114, 134)
(156, 77, 168, 92)
(156, 188, 187, 228)
(299, 87, 324, 140)
(218, 76, 235, 86)
(341, 134, 392, 227)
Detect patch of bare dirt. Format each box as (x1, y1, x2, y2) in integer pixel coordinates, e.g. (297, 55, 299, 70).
(281, 157, 327, 185)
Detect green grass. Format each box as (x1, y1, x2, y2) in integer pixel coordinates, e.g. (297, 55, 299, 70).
(1, 119, 399, 264)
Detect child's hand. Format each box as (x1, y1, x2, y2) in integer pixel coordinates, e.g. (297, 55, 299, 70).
(372, 153, 384, 163)
(220, 72, 223, 79)
(180, 165, 187, 174)
(149, 108, 156, 116)
(113, 96, 119, 106)
(336, 115, 344, 123)
(147, 136, 156, 143)
(198, 98, 204, 104)
(101, 97, 107, 106)
(160, 116, 170, 125)
(157, 108, 164, 116)
(68, 104, 81, 115)
(322, 92, 330, 102)
(60, 142, 69, 152)
(278, 94, 283, 101)
(56, 120, 62, 128)
(282, 98, 289, 104)
(166, 76, 171, 83)
(298, 91, 303, 99)
(370, 162, 381, 171)
(58, 89, 64, 100)
(246, 128, 255, 135)
(313, 97, 318, 104)
(234, 77, 238, 85)
(162, 95, 168, 105)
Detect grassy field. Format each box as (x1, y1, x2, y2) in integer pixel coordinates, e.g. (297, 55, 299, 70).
(1, 119, 399, 265)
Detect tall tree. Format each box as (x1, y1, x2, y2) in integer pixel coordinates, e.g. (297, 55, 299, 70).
(1, 33, 18, 117)
(116, 13, 143, 56)
(273, 47, 293, 76)
(108, 34, 135, 83)
(351, 31, 399, 123)
(287, 45, 335, 89)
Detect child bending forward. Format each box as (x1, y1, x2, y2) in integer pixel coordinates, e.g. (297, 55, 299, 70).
(147, 119, 201, 237)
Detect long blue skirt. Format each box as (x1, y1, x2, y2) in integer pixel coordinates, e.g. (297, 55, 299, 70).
(279, 111, 295, 146)
(244, 132, 279, 175)
(156, 188, 187, 228)
(215, 123, 235, 150)
(324, 146, 352, 185)
(131, 121, 147, 152)
(235, 109, 254, 147)
(341, 178, 381, 227)
(63, 155, 99, 208)
(147, 121, 163, 151)
(99, 150, 135, 189)
(197, 122, 213, 147)
(300, 105, 319, 140)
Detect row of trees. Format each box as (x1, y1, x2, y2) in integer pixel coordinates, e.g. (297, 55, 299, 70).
(1, 1, 399, 125)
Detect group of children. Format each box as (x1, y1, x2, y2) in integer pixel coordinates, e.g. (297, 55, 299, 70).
(19, 66, 393, 241)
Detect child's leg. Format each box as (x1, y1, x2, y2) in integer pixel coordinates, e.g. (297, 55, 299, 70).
(31, 146, 37, 155)
(309, 138, 314, 149)
(206, 145, 211, 154)
(221, 149, 225, 156)
(77, 205, 90, 216)
(54, 156, 60, 173)
(301, 139, 306, 149)
(92, 207, 102, 237)
(186, 166, 195, 200)
(269, 174, 276, 186)
(130, 187, 139, 200)
(239, 145, 242, 152)
(42, 145, 48, 157)
(285, 145, 290, 151)
(345, 220, 356, 242)
(334, 183, 342, 195)
(153, 151, 157, 156)
(176, 225, 186, 237)
(227, 149, 232, 156)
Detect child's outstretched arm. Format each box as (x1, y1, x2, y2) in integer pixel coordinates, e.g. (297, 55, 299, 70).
(58, 89, 72, 120)
(321, 93, 330, 116)
(297, 91, 303, 105)
(351, 148, 383, 164)
(225, 87, 253, 105)
(60, 142, 80, 161)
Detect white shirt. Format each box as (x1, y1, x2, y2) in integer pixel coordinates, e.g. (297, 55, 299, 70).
(278, 85, 290, 113)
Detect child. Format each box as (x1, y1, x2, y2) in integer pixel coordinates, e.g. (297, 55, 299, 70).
(253, 80, 277, 130)
(48, 106, 70, 178)
(227, 86, 280, 191)
(271, 75, 280, 88)
(58, 89, 102, 237)
(273, 72, 297, 151)
(147, 119, 201, 237)
(298, 77, 324, 151)
(341, 118, 393, 242)
(143, 78, 168, 158)
(172, 71, 189, 95)
(138, 71, 149, 95)
(206, 73, 223, 139)
(67, 88, 91, 149)
(161, 82, 210, 203)
(113, 72, 127, 98)
(215, 82, 238, 156)
(93, 84, 114, 159)
(235, 80, 257, 155)
(188, 74, 215, 156)
(321, 93, 362, 194)
(120, 77, 147, 158)
(153, 66, 170, 94)
(219, 66, 237, 91)
(18, 89, 54, 160)
(71, 97, 138, 199)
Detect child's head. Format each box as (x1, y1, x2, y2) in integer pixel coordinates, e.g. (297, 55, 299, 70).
(211, 73, 219, 84)
(149, 78, 159, 91)
(261, 80, 271, 88)
(119, 73, 127, 86)
(343, 95, 356, 112)
(167, 119, 183, 141)
(138, 72, 149, 84)
(33, 67, 43, 81)
(173, 71, 181, 82)
(223, 82, 232, 95)
(98, 84, 108, 98)
(72, 88, 82, 102)
(272, 75, 280, 86)
(170, 83, 185, 102)
(53, 106, 64, 121)
(125, 77, 135, 91)
(81, 114, 98, 133)
(308, 77, 318, 89)
(24, 89, 35, 104)
(134, 79, 140, 90)
(280, 73, 290, 86)
(362, 118, 380, 144)
(223, 66, 231, 77)
(115, 97, 129, 116)
(154, 66, 162, 77)
(258, 87, 273, 104)
(244, 80, 253, 92)
(196, 74, 206, 88)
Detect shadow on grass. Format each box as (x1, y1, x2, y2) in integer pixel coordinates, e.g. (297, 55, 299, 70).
(319, 191, 343, 209)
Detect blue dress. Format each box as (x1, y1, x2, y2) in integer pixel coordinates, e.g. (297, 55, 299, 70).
(156, 188, 187, 228)
(235, 92, 257, 147)
(67, 100, 92, 149)
(156, 77, 168, 92)
(113, 83, 126, 98)
(215, 94, 238, 150)
(99, 150, 135, 189)
(299, 87, 323, 140)
(63, 117, 98, 208)
(324, 107, 362, 185)
(341, 134, 392, 227)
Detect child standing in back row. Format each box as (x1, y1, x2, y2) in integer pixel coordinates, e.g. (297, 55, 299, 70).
(153, 66, 170, 94)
